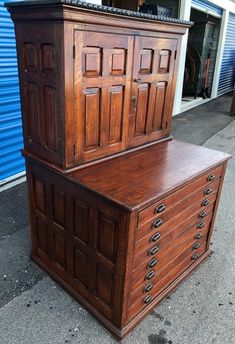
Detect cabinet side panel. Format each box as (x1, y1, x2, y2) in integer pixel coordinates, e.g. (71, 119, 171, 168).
(26, 158, 129, 326)
(14, 21, 65, 166)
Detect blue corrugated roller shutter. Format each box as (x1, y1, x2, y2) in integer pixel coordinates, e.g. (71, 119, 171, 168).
(0, 0, 25, 184)
(218, 12, 235, 95)
(192, 0, 222, 16)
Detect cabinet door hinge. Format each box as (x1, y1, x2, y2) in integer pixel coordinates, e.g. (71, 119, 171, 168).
(73, 45, 76, 59)
(174, 50, 177, 60)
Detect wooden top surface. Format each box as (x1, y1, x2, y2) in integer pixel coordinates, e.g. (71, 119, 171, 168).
(68, 140, 230, 211)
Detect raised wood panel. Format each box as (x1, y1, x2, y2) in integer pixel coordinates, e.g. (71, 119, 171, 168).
(84, 87, 100, 149)
(73, 200, 89, 243)
(34, 178, 46, 214)
(97, 214, 117, 263)
(43, 86, 58, 151)
(52, 186, 65, 227)
(83, 47, 101, 77)
(159, 49, 171, 73)
(139, 49, 153, 74)
(42, 44, 55, 72)
(24, 43, 38, 72)
(36, 216, 49, 255)
(54, 231, 66, 269)
(111, 49, 126, 75)
(134, 83, 149, 136)
(152, 81, 167, 131)
(74, 247, 88, 287)
(96, 264, 113, 306)
(108, 85, 123, 143)
(26, 83, 40, 144)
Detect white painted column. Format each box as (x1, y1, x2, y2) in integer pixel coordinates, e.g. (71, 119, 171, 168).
(173, 0, 192, 115)
(211, 9, 229, 98)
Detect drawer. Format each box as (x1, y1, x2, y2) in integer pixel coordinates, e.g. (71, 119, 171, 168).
(138, 164, 223, 227)
(133, 211, 212, 270)
(135, 197, 216, 254)
(130, 236, 207, 304)
(127, 240, 207, 322)
(132, 217, 209, 281)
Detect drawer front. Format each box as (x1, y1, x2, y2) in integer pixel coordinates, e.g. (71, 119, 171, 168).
(138, 165, 223, 227)
(132, 217, 210, 282)
(135, 197, 215, 254)
(127, 241, 207, 322)
(130, 235, 207, 303)
(133, 211, 212, 271)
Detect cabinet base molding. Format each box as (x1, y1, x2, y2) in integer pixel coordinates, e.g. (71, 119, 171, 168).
(31, 250, 212, 340)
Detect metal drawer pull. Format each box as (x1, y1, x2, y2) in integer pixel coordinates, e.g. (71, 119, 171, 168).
(145, 270, 155, 280)
(195, 232, 203, 240)
(152, 218, 163, 229)
(204, 187, 212, 195)
(144, 295, 153, 304)
(208, 174, 215, 182)
(199, 210, 207, 218)
(197, 221, 205, 229)
(150, 232, 161, 242)
(155, 203, 166, 213)
(149, 246, 159, 256)
(201, 199, 209, 207)
(144, 283, 153, 292)
(148, 258, 158, 268)
(192, 252, 199, 260)
(193, 242, 201, 250)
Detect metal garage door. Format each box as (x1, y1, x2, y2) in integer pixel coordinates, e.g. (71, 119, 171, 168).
(0, 0, 24, 185)
(218, 12, 235, 95)
(192, 0, 222, 17)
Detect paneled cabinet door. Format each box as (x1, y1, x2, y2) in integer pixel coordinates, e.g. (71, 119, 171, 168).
(128, 36, 177, 147)
(74, 31, 134, 163)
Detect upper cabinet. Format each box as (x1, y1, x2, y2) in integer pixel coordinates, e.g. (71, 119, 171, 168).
(7, 1, 192, 170)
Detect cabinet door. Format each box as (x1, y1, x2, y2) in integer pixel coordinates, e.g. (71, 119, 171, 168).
(128, 36, 177, 147)
(74, 31, 133, 163)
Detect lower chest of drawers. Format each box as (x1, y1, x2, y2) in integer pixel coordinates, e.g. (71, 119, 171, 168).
(25, 152, 229, 339)
(127, 164, 224, 322)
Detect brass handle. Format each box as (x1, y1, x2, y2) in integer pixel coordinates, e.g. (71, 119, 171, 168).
(193, 242, 201, 250)
(149, 246, 159, 256)
(195, 232, 203, 240)
(197, 221, 205, 229)
(208, 174, 215, 182)
(155, 203, 166, 213)
(204, 187, 212, 195)
(131, 95, 137, 113)
(199, 210, 207, 218)
(144, 283, 153, 292)
(192, 252, 199, 260)
(145, 270, 155, 280)
(133, 78, 141, 83)
(201, 199, 209, 207)
(152, 218, 163, 229)
(150, 232, 161, 242)
(144, 295, 153, 304)
(148, 258, 158, 268)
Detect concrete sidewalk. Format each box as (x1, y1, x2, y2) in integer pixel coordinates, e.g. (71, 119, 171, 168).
(0, 96, 234, 344)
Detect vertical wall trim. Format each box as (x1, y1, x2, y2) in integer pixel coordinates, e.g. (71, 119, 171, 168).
(211, 9, 229, 98)
(173, 0, 192, 116)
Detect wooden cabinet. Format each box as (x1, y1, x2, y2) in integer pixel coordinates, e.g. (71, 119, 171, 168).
(8, 0, 189, 170)
(6, 0, 231, 340)
(25, 140, 230, 338)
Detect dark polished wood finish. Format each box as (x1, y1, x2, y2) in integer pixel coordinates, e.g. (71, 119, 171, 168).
(7, 1, 231, 340)
(24, 140, 230, 338)
(7, 0, 190, 170)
